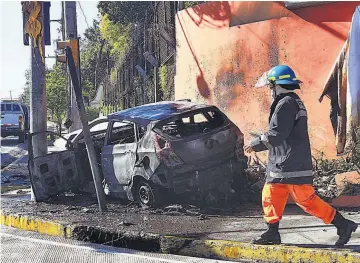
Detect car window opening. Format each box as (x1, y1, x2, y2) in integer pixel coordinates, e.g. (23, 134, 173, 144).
(109, 122, 136, 145)
(13, 104, 21, 112)
(138, 125, 146, 141)
(160, 110, 225, 138)
(5, 104, 12, 111)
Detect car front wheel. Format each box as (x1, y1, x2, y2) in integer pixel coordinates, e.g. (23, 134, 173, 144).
(135, 179, 159, 208)
(18, 131, 25, 143)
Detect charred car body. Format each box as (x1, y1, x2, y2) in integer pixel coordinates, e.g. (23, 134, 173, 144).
(29, 101, 248, 207)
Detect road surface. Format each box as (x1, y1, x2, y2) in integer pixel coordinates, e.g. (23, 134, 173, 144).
(0, 136, 22, 153)
(0, 226, 254, 263)
(0, 136, 27, 169)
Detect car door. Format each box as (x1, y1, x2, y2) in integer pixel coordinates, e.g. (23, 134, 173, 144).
(101, 121, 137, 189)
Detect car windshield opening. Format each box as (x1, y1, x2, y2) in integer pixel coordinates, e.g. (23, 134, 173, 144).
(158, 110, 225, 138)
(13, 104, 21, 112)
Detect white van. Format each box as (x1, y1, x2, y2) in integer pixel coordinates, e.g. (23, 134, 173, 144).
(1, 101, 29, 142)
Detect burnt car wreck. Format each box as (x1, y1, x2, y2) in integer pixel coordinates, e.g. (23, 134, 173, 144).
(29, 101, 248, 208)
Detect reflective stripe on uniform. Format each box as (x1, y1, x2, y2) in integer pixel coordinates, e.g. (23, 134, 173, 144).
(269, 170, 313, 178)
(260, 134, 273, 149)
(279, 74, 291, 79)
(295, 109, 307, 120)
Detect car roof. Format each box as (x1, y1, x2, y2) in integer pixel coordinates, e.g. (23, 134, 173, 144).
(107, 101, 210, 126)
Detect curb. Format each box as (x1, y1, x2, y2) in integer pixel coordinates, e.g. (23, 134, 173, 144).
(1, 211, 359, 263)
(161, 236, 360, 263)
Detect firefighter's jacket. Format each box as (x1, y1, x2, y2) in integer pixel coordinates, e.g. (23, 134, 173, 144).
(250, 92, 313, 184)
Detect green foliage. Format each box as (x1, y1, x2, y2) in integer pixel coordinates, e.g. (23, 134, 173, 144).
(85, 106, 99, 121)
(19, 70, 31, 106)
(110, 68, 117, 81)
(145, 70, 155, 103)
(82, 79, 93, 102)
(100, 103, 116, 116)
(314, 127, 360, 175)
(184, 1, 204, 8)
(98, 1, 151, 24)
(100, 14, 131, 58)
(132, 76, 143, 106)
(81, 19, 107, 101)
(159, 65, 171, 101)
(46, 63, 67, 134)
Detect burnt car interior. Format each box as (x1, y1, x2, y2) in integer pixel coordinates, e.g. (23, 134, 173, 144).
(75, 121, 147, 182)
(160, 109, 226, 138)
(109, 123, 136, 145)
(76, 122, 109, 181)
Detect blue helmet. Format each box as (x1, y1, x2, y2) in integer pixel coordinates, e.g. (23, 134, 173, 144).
(267, 65, 302, 86)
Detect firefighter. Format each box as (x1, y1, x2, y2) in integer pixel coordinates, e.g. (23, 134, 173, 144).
(243, 65, 357, 246)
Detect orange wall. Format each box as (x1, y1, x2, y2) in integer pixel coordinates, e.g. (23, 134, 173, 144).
(175, 1, 360, 159)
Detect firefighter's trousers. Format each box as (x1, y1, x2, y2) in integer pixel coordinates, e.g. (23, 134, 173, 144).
(262, 183, 336, 224)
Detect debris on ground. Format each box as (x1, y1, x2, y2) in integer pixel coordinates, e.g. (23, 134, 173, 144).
(81, 208, 94, 213)
(197, 214, 209, 220)
(119, 221, 135, 226)
(312, 128, 360, 201)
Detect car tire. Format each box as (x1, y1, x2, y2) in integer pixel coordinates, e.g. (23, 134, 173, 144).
(19, 131, 25, 143)
(135, 179, 159, 208)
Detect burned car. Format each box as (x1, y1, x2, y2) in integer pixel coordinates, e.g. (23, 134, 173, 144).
(29, 101, 248, 207)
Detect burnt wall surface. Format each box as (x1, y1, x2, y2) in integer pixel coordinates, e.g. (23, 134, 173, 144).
(175, 1, 360, 159)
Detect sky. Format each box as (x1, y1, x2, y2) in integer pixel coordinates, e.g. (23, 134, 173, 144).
(0, 1, 99, 100)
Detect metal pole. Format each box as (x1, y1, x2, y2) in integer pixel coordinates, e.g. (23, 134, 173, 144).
(60, 1, 72, 133)
(64, 1, 81, 131)
(66, 46, 107, 212)
(154, 67, 157, 103)
(143, 11, 147, 105)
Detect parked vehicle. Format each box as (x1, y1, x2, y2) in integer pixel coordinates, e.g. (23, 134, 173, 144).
(1, 101, 29, 142)
(29, 101, 248, 207)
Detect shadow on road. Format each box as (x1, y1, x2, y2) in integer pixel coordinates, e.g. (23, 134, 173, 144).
(1, 137, 22, 148)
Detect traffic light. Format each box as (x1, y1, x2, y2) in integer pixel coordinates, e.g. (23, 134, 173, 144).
(56, 39, 79, 67)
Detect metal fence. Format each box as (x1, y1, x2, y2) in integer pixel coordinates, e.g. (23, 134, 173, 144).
(102, 1, 178, 113)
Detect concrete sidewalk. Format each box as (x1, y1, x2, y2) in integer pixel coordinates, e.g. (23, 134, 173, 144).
(1, 192, 359, 262)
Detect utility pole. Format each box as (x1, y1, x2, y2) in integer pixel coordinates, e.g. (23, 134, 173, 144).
(9, 90, 14, 101)
(22, 1, 51, 202)
(64, 1, 81, 132)
(22, 1, 48, 158)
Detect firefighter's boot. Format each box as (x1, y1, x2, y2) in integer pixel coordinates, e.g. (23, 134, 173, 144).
(332, 211, 358, 247)
(251, 222, 281, 245)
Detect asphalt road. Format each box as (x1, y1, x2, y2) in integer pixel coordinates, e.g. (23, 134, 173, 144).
(0, 136, 22, 153)
(0, 226, 253, 263)
(0, 136, 27, 168)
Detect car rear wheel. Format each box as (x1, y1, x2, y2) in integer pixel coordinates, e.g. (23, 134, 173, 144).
(135, 179, 159, 208)
(18, 131, 25, 143)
